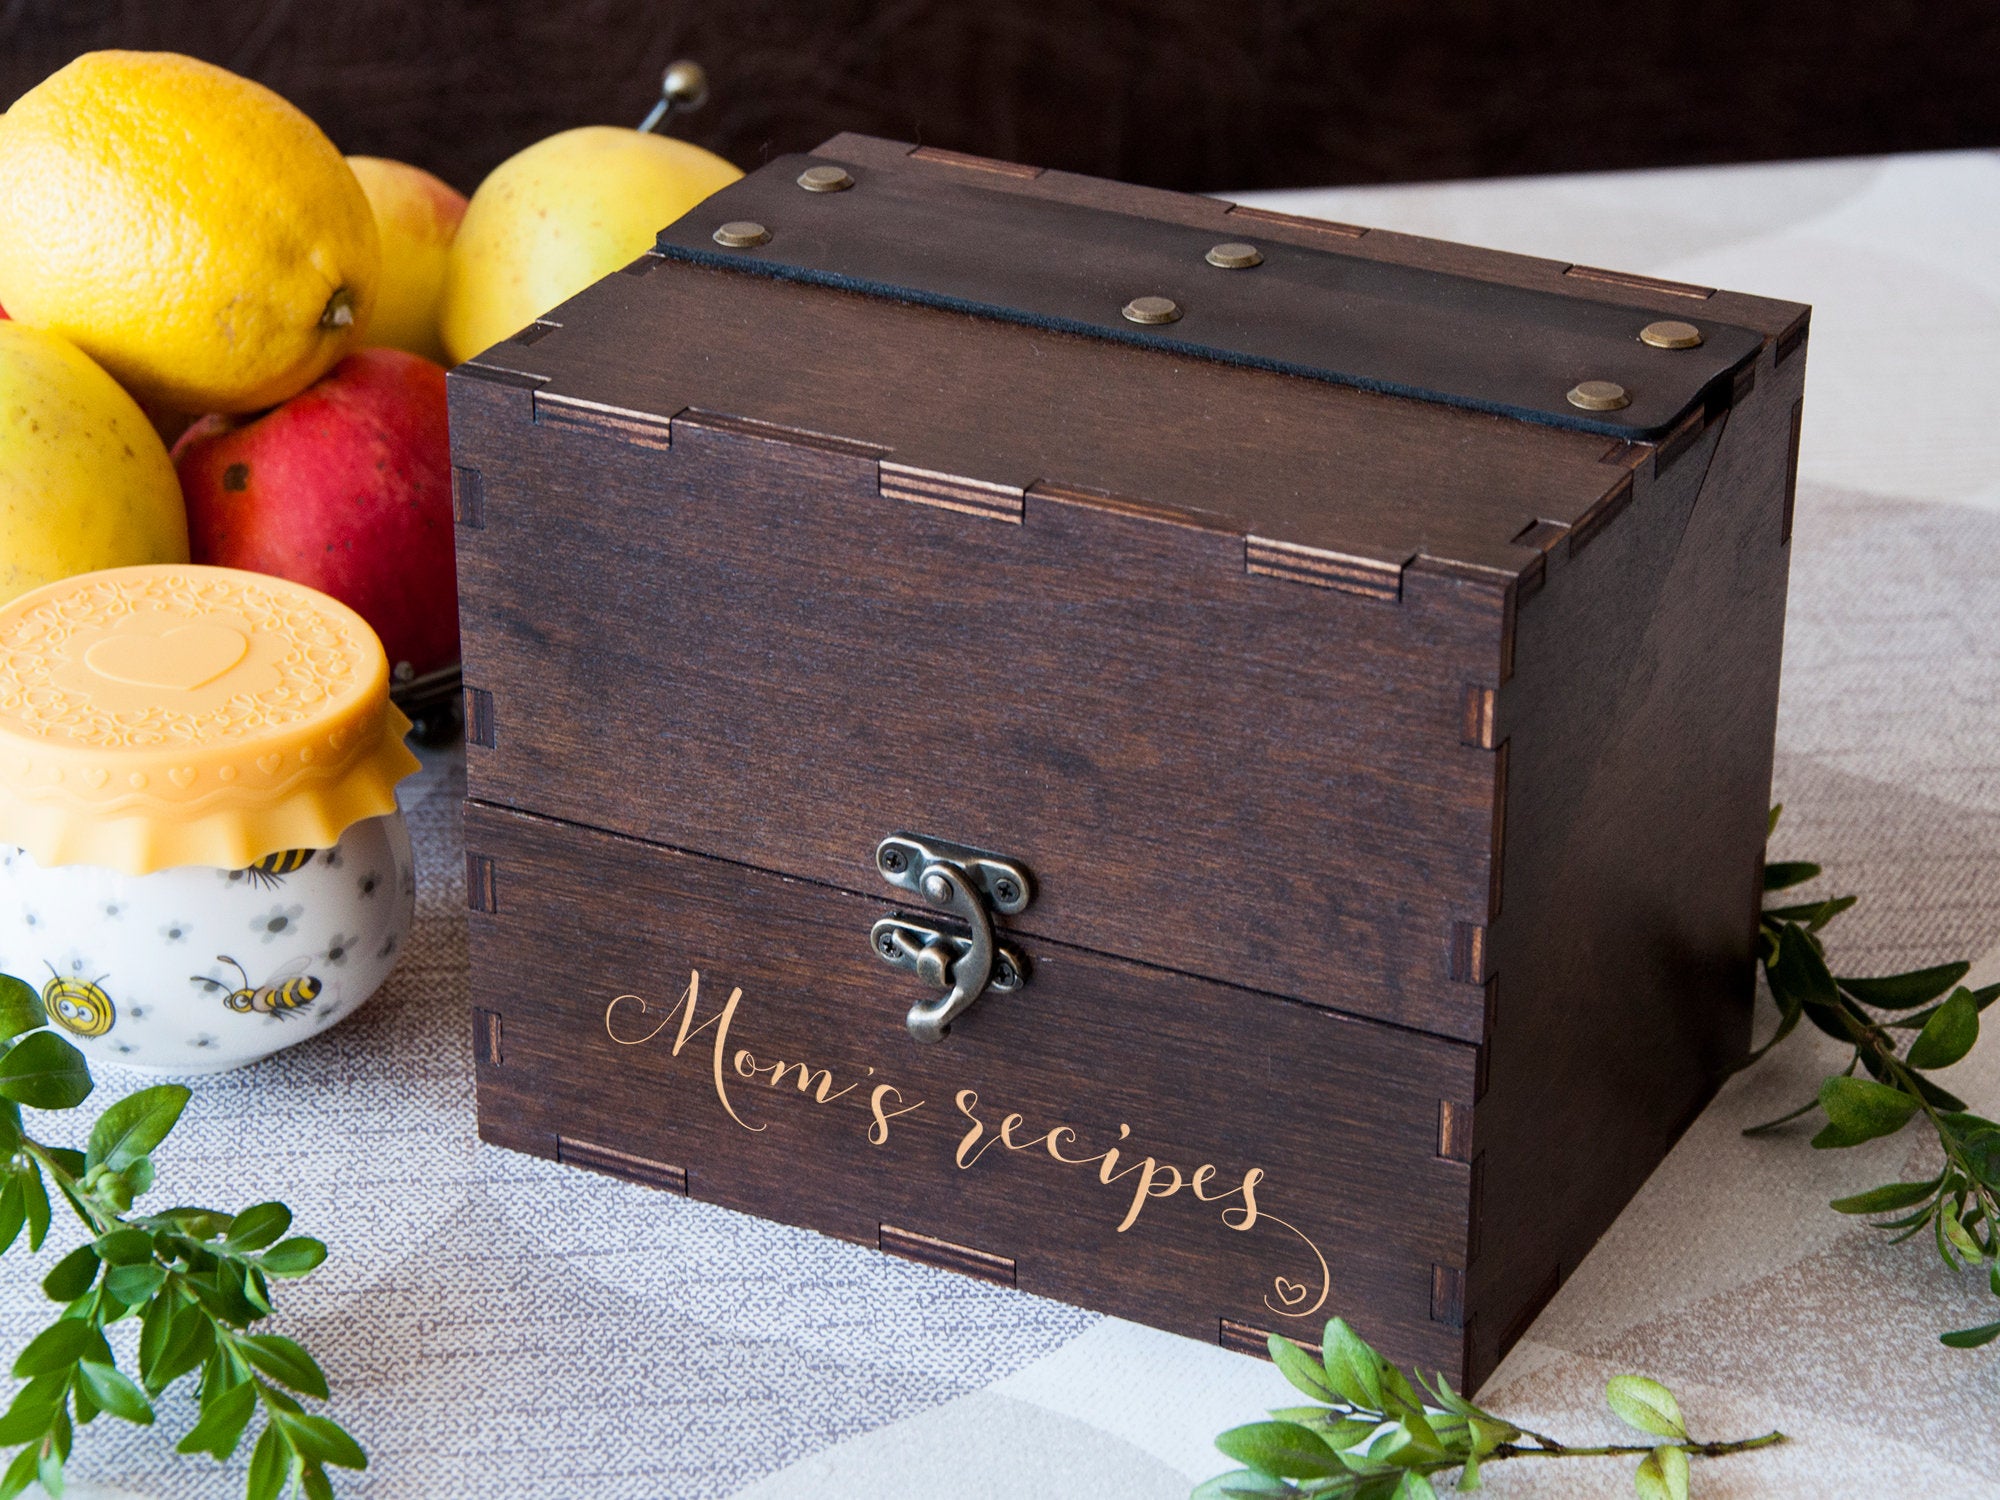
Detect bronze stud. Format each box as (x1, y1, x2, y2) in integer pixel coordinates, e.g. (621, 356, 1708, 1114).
(1567, 380, 1631, 412)
(1205, 242, 1264, 269)
(1639, 319, 1704, 349)
(1122, 295, 1182, 325)
(712, 220, 771, 248)
(797, 165, 854, 193)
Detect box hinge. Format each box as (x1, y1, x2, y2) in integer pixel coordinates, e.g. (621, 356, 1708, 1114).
(1431, 1265, 1467, 1328)
(532, 391, 676, 451)
(557, 1137, 689, 1194)
(473, 1008, 503, 1065)
(466, 853, 497, 914)
(879, 462, 1025, 523)
(879, 1224, 1016, 1285)
(1219, 1318, 1316, 1359)
(1245, 538, 1403, 600)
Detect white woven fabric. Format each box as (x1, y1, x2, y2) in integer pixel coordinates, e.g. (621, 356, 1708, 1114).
(10, 148, 1997, 1499)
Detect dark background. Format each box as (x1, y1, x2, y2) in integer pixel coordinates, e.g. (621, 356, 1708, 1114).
(5, 0, 1998, 194)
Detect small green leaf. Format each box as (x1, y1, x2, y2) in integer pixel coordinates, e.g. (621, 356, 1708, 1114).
(1906, 988, 1979, 1070)
(1395, 1473, 1440, 1500)
(75, 1361, 153, 1426)
(0, 1175, 24, 1258)
(239, 1333, 328, 1400)
(40, 1245, 99, 1303)
(175, 1378, 255, 1460)
(1322, 1319, 1385, 1410)
(1634, 1444, 1690, 1500)
(247, 1420, 292, 1500)
(1190, 1472, 1292, 1500)
(258, 1237, 327, 1278)
(93, 1227, 155, 1266)
(147, 1306, 214, 1394)
(0, 1031, 92, 1111)
(1941, 1319, 2000, 1349)
(1267, 1335, 1338, 1404)
(0, 977, 45, 1042)
(0, 1374, 66, 1446)
(1763, 861, 1820, 891)
(138, 1293, 176, 1386)
(70, 1375, 97, 1428)
(119, 1156, 155, 1201)
(1941, 1201, 1982, 1260)
(85, 1086, 188, 1174)
(224, 1203, 293, 1253)
(0, 1444, 34, 1500)
(1764, 895, 1858, 926)
(1831, 1177, 1942, 1215)
(13, 1317, 110, 1377)
(302, 1465, 335, 1500)
(1605, 1376, 1686, 1440)
(1215, 1420, 1347, 1480)
(21, 1164, 49, 1252)
(1768, 924, 1841, 1011)
(1839, 961, 1971, 1010)
(1811, 1076, 1921, 1149)
(279, 1413, 366, 1470)
(103, 1263, 166, 1307)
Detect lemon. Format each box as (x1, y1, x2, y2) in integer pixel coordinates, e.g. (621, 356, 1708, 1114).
(0, 51, 379, 415)
(348, 156, 466, 365)
(0, 323, 188, 607)
(440, 127, 739, 364)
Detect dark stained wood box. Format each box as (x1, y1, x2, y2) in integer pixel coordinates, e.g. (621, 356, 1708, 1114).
(447, 134, 1809, 1389)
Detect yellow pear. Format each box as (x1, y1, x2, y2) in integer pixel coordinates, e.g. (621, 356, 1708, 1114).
(440, 127, 740, 364)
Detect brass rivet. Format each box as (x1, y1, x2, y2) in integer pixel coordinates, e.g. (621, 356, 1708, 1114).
(1122, 295, 1182, 325)
(1567, 379, 1631, 412)
(712, 220, 771, 248)
(797, 165, 854, 193)
(1205, 242, 1263, 269)
(1639, 319, 1704, 349)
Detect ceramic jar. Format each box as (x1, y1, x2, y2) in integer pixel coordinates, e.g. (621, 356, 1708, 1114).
(0, 565, 420, 1073)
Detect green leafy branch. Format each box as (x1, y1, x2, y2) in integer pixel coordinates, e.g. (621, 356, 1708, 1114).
(1197, 1318, 1781, 1500)
(1751, 807, 2000, 1348)
(0, 973, 364, 1499)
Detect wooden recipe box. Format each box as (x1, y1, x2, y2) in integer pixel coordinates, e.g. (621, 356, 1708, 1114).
(447, 135, 1809, 1389)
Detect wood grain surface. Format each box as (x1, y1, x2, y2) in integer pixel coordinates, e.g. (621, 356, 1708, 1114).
(5, 2, 1994, 193)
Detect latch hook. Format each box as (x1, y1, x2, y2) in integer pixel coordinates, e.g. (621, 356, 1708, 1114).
(870, 833, 1031, 1042)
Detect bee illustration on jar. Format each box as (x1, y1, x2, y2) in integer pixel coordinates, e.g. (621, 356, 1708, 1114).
(192, 955, 323, 1019)
(228, 848, 319, 892)
(41, 964, 115, 1038)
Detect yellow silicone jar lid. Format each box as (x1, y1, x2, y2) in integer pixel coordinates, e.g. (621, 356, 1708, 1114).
(0, 565, 420, 874)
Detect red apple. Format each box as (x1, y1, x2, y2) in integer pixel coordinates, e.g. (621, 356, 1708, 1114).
(174, 347, 457, 676)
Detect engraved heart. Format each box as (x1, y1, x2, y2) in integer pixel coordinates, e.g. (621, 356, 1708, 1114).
(1272, 1276, 1310, 1308)
(80, 767, 108, 790)
(256, 754, 284, 776)
(84, 623, 248, 693)
(167, 766, 197, 789)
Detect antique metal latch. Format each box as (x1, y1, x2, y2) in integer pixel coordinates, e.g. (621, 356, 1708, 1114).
(870, 833, 1031, 1043)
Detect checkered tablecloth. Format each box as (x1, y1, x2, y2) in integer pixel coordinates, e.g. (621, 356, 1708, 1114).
(14, 147, 2000, 1499)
